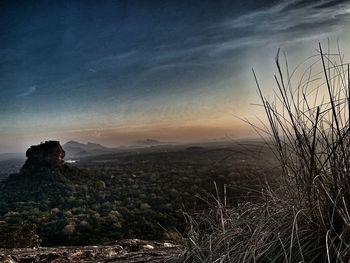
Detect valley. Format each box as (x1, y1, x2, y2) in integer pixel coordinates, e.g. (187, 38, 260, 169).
(0, 140, 278, 247)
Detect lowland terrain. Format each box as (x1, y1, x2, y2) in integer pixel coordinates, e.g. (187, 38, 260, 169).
(0, 140, 278, 261)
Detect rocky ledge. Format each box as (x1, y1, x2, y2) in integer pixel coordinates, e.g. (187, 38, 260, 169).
(21, 141, 65, 172)
(0, 240, 182, 263)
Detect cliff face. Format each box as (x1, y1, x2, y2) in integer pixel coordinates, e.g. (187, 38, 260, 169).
(0, 141, 74, 204)
(21, 141, 65, 172)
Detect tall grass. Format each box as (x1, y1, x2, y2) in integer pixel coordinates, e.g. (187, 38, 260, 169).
(177, 43, 350, 262)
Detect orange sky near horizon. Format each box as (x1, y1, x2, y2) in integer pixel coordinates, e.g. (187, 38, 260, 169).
(2, 1, 350, 153)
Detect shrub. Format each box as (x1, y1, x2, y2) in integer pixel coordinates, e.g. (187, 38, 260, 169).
(0, 222, 41, 248)
(178, 43, 350, 262)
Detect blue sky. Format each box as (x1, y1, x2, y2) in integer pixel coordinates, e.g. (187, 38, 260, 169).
(1, 0, 350, 152)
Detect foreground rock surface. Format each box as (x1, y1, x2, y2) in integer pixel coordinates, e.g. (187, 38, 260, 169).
(0, 240, 181, 263)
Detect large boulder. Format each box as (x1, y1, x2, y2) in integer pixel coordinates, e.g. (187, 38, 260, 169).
(21, 141, 65, 171)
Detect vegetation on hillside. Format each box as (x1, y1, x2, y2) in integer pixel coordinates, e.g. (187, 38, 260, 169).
(0, 145, 275, 247)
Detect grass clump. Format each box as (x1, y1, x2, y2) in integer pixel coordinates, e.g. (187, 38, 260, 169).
(178, 43, 350, 262)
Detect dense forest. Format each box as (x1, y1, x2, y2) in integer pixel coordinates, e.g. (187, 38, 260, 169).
(0, 142, 275, 247)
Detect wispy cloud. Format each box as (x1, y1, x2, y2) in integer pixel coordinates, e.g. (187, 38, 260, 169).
(220, 0, 350, 46)
(17, 86, 37, 98)
(129, 0, 350, 71)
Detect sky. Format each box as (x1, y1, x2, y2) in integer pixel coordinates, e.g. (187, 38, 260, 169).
(1, 0, 350, 152)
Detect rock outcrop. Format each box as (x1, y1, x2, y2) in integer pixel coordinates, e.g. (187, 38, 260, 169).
(21, 141, 65, 172)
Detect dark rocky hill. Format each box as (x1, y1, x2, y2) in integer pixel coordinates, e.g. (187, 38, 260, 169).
(0, 141, 86, 204)
(22, 141, 65, 171)
(0, 141, 115, 247)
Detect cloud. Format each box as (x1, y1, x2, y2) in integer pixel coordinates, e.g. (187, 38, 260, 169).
(17, 86, 37, 98)
(180, 0, 349, 61)
(134, 0, 350, 71)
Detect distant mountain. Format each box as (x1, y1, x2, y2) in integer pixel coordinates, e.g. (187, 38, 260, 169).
(186, 146, 205, 151)
(63, 140, 113, 158)
(136, 139, 161, 145)
(64, 140, 109, 151)
(0, 153, 25, 161)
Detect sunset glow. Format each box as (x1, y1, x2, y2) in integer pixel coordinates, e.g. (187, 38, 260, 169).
(1, 1, 350, 152)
